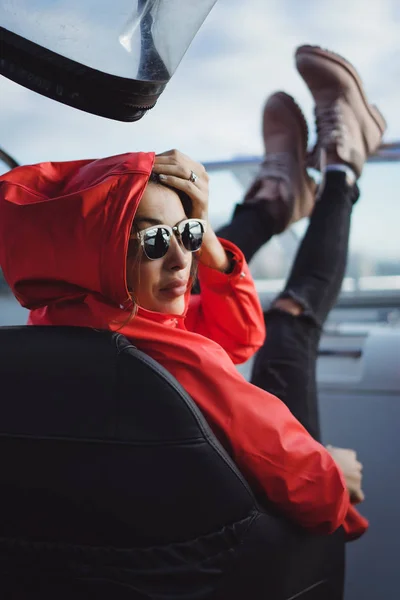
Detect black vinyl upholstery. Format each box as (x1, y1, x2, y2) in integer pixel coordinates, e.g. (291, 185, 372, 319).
(0, 326, 345, 599)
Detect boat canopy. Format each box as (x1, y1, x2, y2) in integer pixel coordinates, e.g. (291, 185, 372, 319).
(0, 0, 218, 121)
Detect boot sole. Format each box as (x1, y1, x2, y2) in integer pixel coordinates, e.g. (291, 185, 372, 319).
(271, 91, 309, 157)
(295, 45, 387, 143)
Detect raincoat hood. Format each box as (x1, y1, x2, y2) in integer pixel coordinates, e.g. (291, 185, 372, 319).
(0, 152, 154, 310)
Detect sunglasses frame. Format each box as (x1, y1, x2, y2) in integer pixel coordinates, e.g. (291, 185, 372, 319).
(133, 218, 207, 260)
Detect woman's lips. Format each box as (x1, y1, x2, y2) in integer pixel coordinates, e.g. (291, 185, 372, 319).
(159, 280, 188, 297)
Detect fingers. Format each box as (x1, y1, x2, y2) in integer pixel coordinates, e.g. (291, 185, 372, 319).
(153, 162, 192, 180)
(155, 149, 191, 161)
(156, 174, 201, 195)
(154, 150, 209, 222)
(153, 164, 208, 189)
(327, 446, 358, 461)
(350, 488, 365, 504)
(155, 149, 184, 159)
(327, 446, 365, 503)
(154, 149, 208, 184)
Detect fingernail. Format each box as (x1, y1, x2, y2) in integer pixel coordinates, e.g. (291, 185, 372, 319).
(159, 174, 167, 181)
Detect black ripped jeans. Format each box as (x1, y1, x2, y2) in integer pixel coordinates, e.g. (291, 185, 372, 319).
(217, 171, 359, 441)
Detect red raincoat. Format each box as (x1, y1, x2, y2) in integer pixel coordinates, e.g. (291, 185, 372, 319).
(0, 152, 367, 540)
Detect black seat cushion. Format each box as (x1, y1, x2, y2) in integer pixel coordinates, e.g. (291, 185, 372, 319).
(0, 326, 255, 546)
(0, 326, 345, 599)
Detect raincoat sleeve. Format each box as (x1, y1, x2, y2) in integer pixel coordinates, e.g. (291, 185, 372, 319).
(185, 238, 265, 364)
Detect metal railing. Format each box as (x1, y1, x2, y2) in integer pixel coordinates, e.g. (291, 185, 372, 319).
(2, 142, 400, 174)
(203, 141, 400, 173)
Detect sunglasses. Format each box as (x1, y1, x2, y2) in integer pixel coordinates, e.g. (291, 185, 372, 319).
(133, 218, 207, 260)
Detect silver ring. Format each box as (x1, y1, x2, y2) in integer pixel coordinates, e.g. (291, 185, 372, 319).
(189, 170, 199, 184)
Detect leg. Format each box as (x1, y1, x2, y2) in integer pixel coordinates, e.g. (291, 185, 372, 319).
(250, 171, 359, 440)
(216, 204, 275, 264)
(250, 44, 385, 442)
(216, 92, 316, 264)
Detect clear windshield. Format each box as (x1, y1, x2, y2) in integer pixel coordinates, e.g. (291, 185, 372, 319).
(1, 0, 217, 81)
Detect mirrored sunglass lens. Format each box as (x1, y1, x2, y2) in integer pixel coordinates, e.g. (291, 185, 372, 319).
(144, 227, 170, 259)
(181, 221, 204, 252)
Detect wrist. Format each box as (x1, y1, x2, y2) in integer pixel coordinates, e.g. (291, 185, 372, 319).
(199, 228, 231, 272)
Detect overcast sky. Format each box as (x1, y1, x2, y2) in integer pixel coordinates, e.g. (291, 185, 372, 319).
(1, 0, 400, 261)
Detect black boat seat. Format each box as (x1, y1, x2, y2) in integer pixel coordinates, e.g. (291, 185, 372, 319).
(0, 326, 345, 599)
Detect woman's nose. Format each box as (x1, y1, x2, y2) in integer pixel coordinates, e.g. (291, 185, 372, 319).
(166, 235, 190, 270)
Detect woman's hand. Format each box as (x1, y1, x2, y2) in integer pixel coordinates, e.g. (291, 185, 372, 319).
(153, 149, 209, 221)
(326, 445, 365, 504)
(153, 150, 231, 272)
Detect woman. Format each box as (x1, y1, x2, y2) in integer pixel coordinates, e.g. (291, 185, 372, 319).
(0, 46, 385, 540)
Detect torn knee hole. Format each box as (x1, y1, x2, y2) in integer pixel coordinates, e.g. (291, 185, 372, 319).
(272, 298, 304, 316)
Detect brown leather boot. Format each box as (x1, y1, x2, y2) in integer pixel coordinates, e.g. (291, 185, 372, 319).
(295, 45, 387, 177)
(244, 92, 317, 234)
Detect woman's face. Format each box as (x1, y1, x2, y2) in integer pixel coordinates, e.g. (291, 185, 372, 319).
(126, 184, 193, 315)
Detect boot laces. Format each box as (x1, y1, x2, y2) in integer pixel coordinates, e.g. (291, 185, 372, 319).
(258, 152, 290, 182)
(315, 102, 348, 148)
